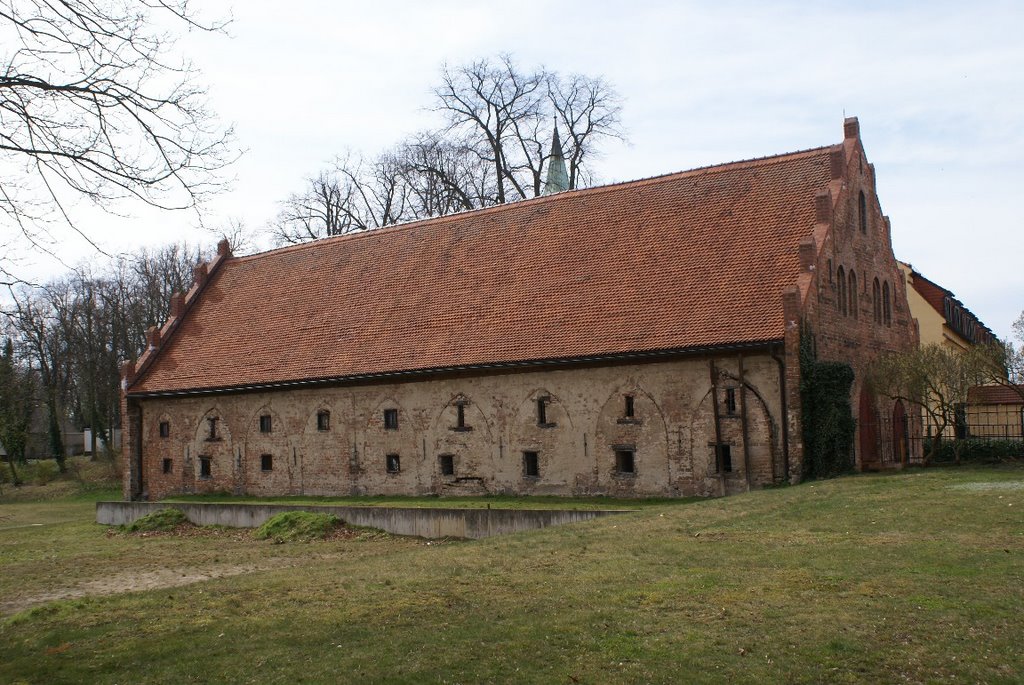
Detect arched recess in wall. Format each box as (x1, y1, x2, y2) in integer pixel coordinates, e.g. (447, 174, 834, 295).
(300, 401, 345, 496)
(872, 278, 882, 324)
(244, 404, 296, 496)
(364, 396, 421, 494)
(882, 281, 892, 326)
(430, 394, 496, 494)
(857, 387, 879, 466)
(593, 382, 668, 495)
(837, 266, 847, 316)
(688, 374, 778, 493)
(192, 406, 234, 492)
(848, 270, 858, 319)
(510, 388, 578, 488)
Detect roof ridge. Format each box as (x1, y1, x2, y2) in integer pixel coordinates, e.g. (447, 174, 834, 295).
(237, 142, 839, 264)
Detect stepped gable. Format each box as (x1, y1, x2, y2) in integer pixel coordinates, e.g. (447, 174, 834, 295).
(130, 145, 834, 395)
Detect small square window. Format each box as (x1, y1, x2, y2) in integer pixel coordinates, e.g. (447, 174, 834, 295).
(439, 454, 455, 476)
(523, 451, 539, 478)
(162, 458, 172, 474)
(259, 414, 272, 433)
(386, 453, 401, 474)
(384, 408, 399, 431)
(199, 456, 211, 479)
(159, 421, 170, 438)
(614, 447, 635, 475)
(206, 417, 219, 441)
(317, 410, 330, 431)
(261, 454, 273, 472)
(715, 444, 733, 473)
(624, 395, 635, 418)
(725, 388, 737, 415)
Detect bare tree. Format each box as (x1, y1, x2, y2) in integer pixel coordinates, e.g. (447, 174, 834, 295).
(270, 151, 418, 245)
(548, 73, 625, 190)
(272, 56, 625, 246)
(433, 55, 547, 204)
(0, 0, 236, 283)
(965, 313, 1024, 404)
(400, 131, 494, 217)
(867, 344, 991, 464)
(0, 335, 35, 480)
(433, 55, 625, 203)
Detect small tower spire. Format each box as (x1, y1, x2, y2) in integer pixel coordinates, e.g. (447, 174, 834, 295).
(543, 124, 569, 195)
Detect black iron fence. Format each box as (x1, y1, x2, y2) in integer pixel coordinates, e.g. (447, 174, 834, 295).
(862, 403, 1023, 466)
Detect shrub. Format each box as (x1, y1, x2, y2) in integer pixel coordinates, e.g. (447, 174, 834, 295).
(800, 331, 856, 479)
(926, 438, 1024, 464)
(254, 511, 342, 543)
(29, 460, 60, 485)
(123, 508, 188, 532)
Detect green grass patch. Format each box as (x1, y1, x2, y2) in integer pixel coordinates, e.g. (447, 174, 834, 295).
(121, 508, 188, 533)
(253, 511, 342, 543)
(1, 464, 1023, 684)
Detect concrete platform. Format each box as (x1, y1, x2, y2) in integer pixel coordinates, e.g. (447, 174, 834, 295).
(96, 501, 632, 539)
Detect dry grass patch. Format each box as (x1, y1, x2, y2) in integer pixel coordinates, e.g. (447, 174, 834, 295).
(1, 464, 1022, 684)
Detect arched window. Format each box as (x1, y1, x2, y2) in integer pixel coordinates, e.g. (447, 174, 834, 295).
(859, 191, 868, 234)
(836, 266, 847, 316)
(882, 281, 892, 326)
(848, 270, 858, 319)
(872, 278, 882, 324)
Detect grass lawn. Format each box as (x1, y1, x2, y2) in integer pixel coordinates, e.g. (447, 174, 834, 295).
(1, 464, 1022, 684)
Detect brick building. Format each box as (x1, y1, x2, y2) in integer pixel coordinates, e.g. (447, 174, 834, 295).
(120, 117, 918, 500)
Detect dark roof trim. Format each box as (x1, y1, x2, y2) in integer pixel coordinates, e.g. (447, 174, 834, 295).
(127, 339, 784, 399)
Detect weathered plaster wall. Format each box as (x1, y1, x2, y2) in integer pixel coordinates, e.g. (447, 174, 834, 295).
(128, 354, 786, 500)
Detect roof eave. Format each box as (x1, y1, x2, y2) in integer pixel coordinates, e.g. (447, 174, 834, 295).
(126, 338, 785, 399)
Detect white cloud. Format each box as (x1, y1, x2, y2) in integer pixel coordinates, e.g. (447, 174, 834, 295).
(9, 0, 1023, 336)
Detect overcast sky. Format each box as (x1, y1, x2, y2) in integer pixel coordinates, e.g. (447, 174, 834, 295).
(15, 0, 1024, 338)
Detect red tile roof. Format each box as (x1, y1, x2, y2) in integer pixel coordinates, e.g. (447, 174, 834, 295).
(904, 265, 996, 345)
(130, 145, 835, 395)
(968, 385, 1024, 405)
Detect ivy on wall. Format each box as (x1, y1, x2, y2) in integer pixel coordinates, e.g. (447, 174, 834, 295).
(800, 328, 856, 478)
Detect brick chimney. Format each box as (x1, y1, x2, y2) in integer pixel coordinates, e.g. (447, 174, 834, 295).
(844, 117, 860, 140)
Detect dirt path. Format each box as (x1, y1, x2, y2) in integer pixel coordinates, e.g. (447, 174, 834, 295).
(0, 557, 306, 616)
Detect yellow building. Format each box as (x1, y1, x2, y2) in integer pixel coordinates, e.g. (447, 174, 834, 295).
(898, 262, 995, 351)
(897, 262, 1017, 441)
(966, 386, 1024, 439)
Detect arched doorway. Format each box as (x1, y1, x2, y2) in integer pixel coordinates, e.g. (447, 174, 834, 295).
(858, 387, 878, 467)
(892, 400, 908, 466)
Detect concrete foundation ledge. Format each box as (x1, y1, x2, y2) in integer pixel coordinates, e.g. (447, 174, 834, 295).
(96, 501, 633, 539)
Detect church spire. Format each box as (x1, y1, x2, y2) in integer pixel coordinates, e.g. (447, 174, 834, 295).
(543, 124, 569, 195)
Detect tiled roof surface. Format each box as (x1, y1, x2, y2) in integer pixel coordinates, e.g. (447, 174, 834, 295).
(131, 146, 834, 394)
(908, 269, 949, 318)
(968, 385, 1024, 405)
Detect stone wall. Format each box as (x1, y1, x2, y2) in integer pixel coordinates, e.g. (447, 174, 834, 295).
(96, 501, 631, 539)
(128, 353, 786, 500)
